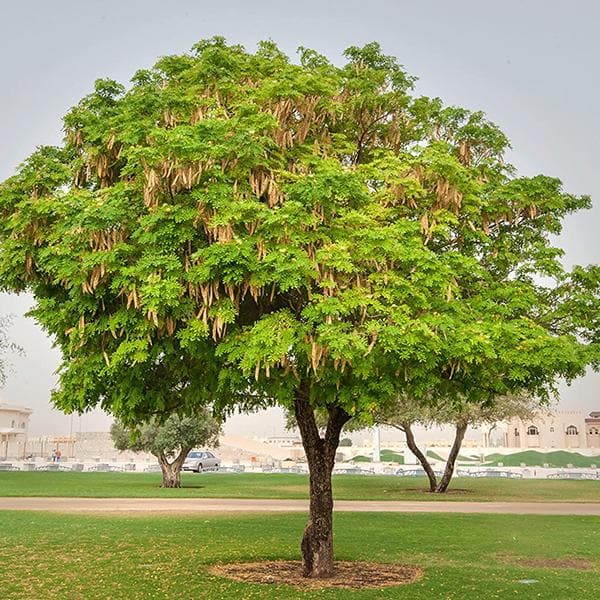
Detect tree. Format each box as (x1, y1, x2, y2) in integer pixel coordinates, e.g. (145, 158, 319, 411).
(0, 38, 598, 578)
(111, 410, 221, 488)
(378, 394, 539, 492)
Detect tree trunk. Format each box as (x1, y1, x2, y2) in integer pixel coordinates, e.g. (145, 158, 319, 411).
(294, 381, 350, 578)
(301, 450, 335, 578)
(159, 461, 180, 488)
(156, 449, 189, 488)
(435, 421, 468, 493)
(401, 422, 438, 492)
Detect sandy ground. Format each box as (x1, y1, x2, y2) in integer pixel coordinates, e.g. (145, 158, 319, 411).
(1, 497, 600, 515)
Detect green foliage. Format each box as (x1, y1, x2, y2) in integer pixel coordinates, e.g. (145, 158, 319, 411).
(0, 37, 598, 428)
(111, 409, 221, 459)
(379, 393, 541, 430)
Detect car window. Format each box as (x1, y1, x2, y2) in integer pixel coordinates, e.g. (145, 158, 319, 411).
(187, 452, 202, 459)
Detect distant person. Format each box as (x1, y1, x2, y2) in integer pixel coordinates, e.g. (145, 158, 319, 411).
(51, 449, 56, 463)
(55, 449, 62, 463)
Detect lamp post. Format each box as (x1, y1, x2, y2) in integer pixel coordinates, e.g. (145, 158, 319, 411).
(372, 426, 381, 463)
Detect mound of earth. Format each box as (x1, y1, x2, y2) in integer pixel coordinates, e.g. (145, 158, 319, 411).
(210, 560, 423, 589)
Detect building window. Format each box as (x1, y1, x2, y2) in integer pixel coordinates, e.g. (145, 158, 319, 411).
(527, 425, 539, 436)
(549, 427, 554, 433)
(514, 428, 520, 437)
(11, 420, 15, 428)
(566, 425, 578, 436)
(589, 428, 599, 435)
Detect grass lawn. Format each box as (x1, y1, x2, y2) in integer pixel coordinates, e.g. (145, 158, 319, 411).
(485, 450, 600, 468)
(0, 471, 599, 502)
(350, 449, 405, 463)
(0, 511, 598, 599)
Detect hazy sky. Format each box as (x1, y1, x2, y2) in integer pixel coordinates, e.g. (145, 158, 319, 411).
(1, 0, 599, 436)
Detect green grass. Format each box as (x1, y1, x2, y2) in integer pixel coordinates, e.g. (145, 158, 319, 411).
(350, 449, 405, 463)
(0, 511, 598, 599)
(0, 471, 599, 502)
(457, 453, 479, 462)
(485, 450, 600, 468)
(349, 454, 372, 462)
(426, 450, 445, 461)
(426, 450, 480, 463)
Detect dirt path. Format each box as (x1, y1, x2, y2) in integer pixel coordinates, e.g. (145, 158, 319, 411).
(1, 497, 600, 515)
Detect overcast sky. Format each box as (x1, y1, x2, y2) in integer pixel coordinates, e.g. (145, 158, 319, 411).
(1, 0, 599, 436)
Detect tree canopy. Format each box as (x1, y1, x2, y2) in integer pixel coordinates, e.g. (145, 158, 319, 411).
(1, 38, 596, 415)
(0, 37, 598, 576)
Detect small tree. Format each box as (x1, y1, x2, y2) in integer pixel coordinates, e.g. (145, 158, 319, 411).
(379, 395, 539, 492)
(111, 410, 221, 488)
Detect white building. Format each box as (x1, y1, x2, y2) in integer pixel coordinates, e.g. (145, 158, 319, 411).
(507, 410, 600, 450)
(262, 435, 302, 447)
(0, 401, 32, 460)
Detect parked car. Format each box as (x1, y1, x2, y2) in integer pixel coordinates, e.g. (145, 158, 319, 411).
(182, 450, 220, 472)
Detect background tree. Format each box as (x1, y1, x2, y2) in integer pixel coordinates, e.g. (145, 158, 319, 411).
(0, 38, 598, 578)
(378, 394, 539, 493)
(111, 409, 221, 488)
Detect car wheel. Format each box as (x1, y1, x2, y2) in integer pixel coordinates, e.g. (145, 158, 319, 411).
(196, 463, 203, 473)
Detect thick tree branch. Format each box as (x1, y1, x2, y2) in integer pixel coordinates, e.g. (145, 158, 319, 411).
(324, 405, 351, 466)
(293, 379, 323, 463)
(436, 420, 468, 493)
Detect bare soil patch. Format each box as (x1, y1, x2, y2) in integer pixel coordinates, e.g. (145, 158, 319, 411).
(519, 557, 595, 570)
(405, 488, 472, 496)
(210, 560, 423, 589)
(498, 554, 595, 571)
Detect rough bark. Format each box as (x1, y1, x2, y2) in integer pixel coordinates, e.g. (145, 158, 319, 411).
(400, 422, 438, 492)
(294, 380, 351, 578)
(435, 421, 468, 493)
(156, 448, 189, 488)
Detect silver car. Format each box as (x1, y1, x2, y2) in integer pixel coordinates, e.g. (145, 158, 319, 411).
(182, 450, 220, 472)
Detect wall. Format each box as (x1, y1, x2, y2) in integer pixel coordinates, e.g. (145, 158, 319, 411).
(508, 411, 588, 449)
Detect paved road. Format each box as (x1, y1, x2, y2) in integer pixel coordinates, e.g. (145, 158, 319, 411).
(1, 497, 600, 515)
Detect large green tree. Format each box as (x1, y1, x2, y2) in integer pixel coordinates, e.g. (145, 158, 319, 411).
(0, 38, 598, 577)
(111, 410, 221, 488)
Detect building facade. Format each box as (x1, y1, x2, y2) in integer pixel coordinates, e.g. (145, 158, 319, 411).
(0, 401, 32, 460)
(507, 410, 599, 449)
(585, 412, 600, 448)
